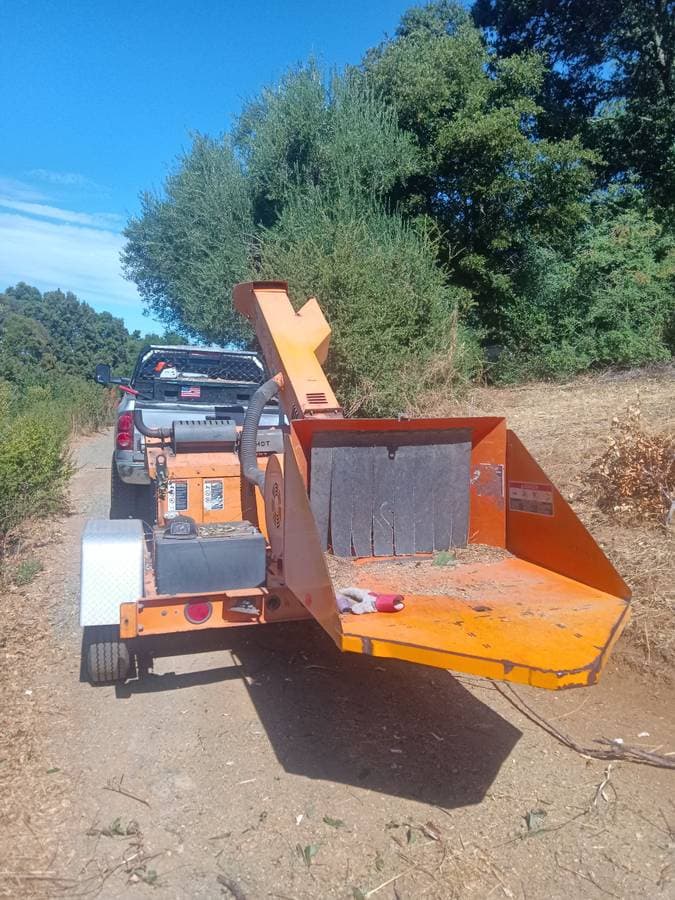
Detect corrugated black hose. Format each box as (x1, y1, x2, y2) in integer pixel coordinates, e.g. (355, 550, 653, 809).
(240, 376, 280, 491)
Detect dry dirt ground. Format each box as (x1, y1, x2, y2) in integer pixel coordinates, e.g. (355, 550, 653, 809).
(1, 370, 674, 899)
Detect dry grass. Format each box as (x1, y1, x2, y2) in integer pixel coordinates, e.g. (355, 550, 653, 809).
(0, 520, 76, 898)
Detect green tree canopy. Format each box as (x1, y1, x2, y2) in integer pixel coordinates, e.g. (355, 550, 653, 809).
(258, 188, 479, 414)
(473, 0, 675, 210)
(123, 135, 254, 344)
(1, 283, 181, 385)
(364, 2, 597, 333)
(121, 2, 673, 399)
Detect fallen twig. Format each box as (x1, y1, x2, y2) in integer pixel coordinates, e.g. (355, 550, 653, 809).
(495, 684, 675, 769)
(103, 775, 151, 807)
(554, 852, 620, 898)
(365, 865, 417, 897)
(593, 764, 616, 806)
(216, 873, 248, 899)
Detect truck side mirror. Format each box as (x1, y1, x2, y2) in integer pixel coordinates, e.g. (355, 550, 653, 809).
(94, 363, 112, 385)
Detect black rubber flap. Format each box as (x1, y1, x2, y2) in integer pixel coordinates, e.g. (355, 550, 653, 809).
(310, 429, 471, 557)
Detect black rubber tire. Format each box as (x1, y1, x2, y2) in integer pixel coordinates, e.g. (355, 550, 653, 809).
(84, 625, 132, 684)
(134, 481, 157, 528)
(109, 456, 140, 519)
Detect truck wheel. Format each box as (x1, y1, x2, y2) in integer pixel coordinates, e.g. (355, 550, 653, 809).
(134, 481, 157, 528)
(84, 626, 132, 684)
(109, 456, 138, 519)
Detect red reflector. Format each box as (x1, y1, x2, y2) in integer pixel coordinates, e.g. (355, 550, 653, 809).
(184, 601, 212, 624)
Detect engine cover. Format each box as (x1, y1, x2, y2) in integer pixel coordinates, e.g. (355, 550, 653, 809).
(153, 521, 266, 594)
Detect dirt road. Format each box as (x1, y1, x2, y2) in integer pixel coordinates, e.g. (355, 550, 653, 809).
(2, 427, 674, 899)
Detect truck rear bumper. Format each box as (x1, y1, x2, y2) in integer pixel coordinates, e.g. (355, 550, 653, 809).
(115, 456, 151, 484)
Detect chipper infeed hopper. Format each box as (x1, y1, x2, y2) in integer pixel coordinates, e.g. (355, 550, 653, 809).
(80, 281, 630, 688)
(234, 281, 630, 690)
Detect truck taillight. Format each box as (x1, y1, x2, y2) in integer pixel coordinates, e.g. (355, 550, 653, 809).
(116, 412, 133, 450)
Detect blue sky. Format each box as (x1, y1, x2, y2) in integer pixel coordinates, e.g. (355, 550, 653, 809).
(0, 0, 414, 333)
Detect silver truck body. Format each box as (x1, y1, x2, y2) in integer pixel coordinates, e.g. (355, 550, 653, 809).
(114, 345, 280, 485)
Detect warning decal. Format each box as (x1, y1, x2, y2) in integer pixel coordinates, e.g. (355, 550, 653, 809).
(203, 479, 224, 511)
(508, 481, 554, 517)
(167, 480, 188, 513)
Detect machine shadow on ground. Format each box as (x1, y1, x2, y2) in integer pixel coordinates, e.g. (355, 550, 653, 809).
(116, 622, 522, 809)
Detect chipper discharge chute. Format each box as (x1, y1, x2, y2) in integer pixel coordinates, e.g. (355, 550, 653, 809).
(80, 281, 630, 689)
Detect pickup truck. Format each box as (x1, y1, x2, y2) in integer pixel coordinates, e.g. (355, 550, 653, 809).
(95, 344, 282, 520)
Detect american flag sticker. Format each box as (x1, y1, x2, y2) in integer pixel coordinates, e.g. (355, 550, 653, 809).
(180, 386, 201, 399)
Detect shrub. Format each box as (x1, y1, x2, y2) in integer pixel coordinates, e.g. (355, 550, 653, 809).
(0, 376, 113, 536)
(495, 202, 675, 382)
(0, 405, 72, 531)
(258, 190, 482, 415)
(589, 403, 675, 525)
(13, 558, 43, 586)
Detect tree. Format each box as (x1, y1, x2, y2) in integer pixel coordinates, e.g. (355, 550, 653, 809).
(364, 1, 596, 333)
(473, 0, 675, 209)
(236, 65, 418, 223)
(496, 188, 675, 379)
(122, 135, 254, 344)
(5, 284, 137, 377)
(1, 283, 178, 383)
(122, 67, 419, 348)
(257, 189, 480, 414)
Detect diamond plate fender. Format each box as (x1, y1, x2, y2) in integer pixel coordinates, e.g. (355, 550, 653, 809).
(80, 519, 145, 627)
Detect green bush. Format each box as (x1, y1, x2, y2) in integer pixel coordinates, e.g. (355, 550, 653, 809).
(0, 377, 113, 535)
(13, 557, 43, 586)
(495, 201, 675, 382)
(258, 190, 482, 415)
(0, 405, 71, 530)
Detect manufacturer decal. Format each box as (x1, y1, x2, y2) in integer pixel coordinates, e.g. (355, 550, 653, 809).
(508, 481, 554, 516)
(203, 479, 224, 511)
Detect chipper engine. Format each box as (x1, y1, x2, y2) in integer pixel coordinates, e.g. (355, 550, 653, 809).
(80, 281, 630, 688)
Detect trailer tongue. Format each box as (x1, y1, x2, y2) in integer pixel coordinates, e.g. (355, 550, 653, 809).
(80, 281, 629, 688)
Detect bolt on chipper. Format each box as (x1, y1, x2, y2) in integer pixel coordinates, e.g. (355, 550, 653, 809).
(80, 281, 630, 688)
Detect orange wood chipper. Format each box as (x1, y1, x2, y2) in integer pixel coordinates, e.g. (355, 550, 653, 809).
(80, 281, 630, 688)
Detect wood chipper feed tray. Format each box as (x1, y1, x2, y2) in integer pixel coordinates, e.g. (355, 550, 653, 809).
(327, 551, 630, 689)
(326, 546, 513, 598)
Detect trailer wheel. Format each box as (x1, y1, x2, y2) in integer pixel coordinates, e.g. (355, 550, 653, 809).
(109, 457, 138, 519)
(84, 626, 132, 684)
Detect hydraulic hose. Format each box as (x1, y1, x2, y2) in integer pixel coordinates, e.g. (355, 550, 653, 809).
(240, 375, 280, 491)
(133, 408, 172, 440)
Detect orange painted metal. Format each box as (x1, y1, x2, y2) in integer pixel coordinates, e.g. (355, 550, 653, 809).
(506, 431, 630, 599)
(233, 281, 343, 420)
(114, 280, 630, 692)
(281, 433, 343, 642)
(119, 586, 310, 639)
(338, 557, 629, 689)
(273, 416, 629, 689)
(145, 444, 268, 532)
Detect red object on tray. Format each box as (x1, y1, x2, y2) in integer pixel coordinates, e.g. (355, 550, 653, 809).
(373, 593, 405, 613)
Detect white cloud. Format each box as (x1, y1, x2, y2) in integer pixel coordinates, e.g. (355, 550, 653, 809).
(0, 211, 142, 312)
(28, 169, 101, 189)
(0, 197, 123, 230)
(0, 176, 49, 203)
